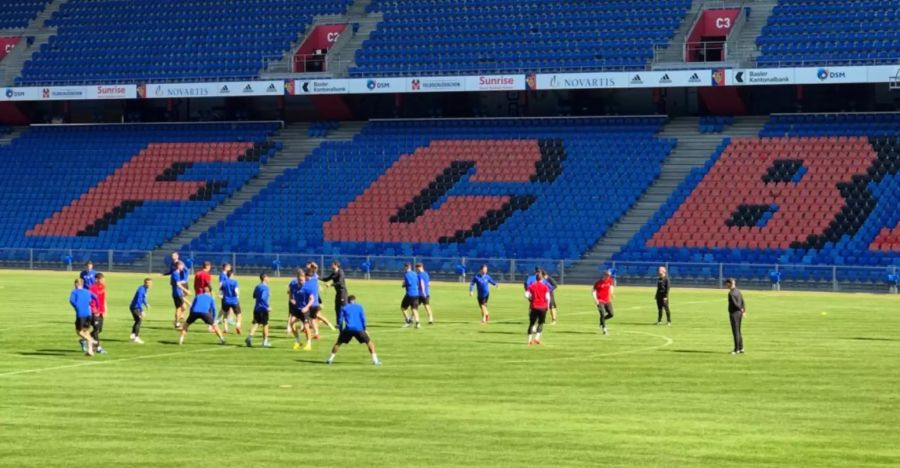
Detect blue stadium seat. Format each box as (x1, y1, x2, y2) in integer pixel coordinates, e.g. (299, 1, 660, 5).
(16, 0, 352, 85)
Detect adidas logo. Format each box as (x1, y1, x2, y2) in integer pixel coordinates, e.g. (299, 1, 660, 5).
(266, 83, 277, 92)
(688, 73, 701, 83)
(659, 73, 672, 84)
(219, 85, 230, 94)
(631, 74, 643, 84)
(243, 84, 253, 93)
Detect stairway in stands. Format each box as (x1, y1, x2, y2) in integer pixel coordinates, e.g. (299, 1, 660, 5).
(260, 0, 381, 77)
(728, 0, 778, 65)
(0, 0, 69, 85)
(566, 116, 768, 281)
(654, 0, 707, 64)
(143, 122, 365, 270)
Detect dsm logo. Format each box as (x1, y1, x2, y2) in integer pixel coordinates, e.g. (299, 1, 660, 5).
(366, 79, 390, 91)
(817, 68, 846, 81)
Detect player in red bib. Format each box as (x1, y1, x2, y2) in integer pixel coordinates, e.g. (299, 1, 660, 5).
(88, 273, 108, 354)
(194, 261, 212, 295)
(525, 279, 551, 345)
(593, 270, 615, 335)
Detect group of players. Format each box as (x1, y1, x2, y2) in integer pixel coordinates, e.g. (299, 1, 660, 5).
(68, 252, 378, 364)
(68, 251, 750, 361)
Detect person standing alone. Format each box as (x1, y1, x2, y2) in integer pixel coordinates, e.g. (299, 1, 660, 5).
(655, 266, 671, 326)
(725, 278, 746, 354)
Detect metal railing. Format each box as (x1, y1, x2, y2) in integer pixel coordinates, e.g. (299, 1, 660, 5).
(2, 248, 897, 293)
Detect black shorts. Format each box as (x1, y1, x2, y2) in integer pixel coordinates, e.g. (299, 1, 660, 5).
(419, 296, 430, 306)
(597, 302, 614, 317)
(401, 295, 420, 310)
(223, 302, 241, 315)
(477, 295, 489, 306)
(186, 312, 214, 326)
(656, 296, 668, 308)
(308, 306, 321, 319)
(172, 295, 185, 308)
(253, 308, 270, 325)
(289, 304, 304, 319)
(337, 329, 370, 345)
(75, 316, 92, 331)
(91, 314, 104, 333)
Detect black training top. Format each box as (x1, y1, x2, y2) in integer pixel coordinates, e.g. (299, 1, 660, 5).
(656, 276, 669, 298)
(322, 269, 347, 294)
(728, 288, 745, 313)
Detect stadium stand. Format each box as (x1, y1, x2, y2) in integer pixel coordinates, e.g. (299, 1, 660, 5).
(0, 0, 50, 29)
(614, 113, 900, 283)
(0, 123, 280, 260)
(186, 118, 675, 274)
(16, 0, 352, 85)
(350, 0, 692, 76)
(756, 0, 900, 66)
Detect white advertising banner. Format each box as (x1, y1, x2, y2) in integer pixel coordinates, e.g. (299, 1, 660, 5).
(729, 68, 795, 86)
(409, 76, 467, 93)
(794, 66, 869, 85)
(465, 74, 524, 91)
(143, 81, 283, 99)
(533, 70, 711, 90)
(292, 79, 350, 95)
(346, 77, 409, 94)
(867, 65, 900, 83)
(1, 84, 136, 101)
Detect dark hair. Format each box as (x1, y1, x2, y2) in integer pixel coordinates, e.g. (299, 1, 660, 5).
(143, 277, 152, 284)
(95, 272, 104, 280)
(86, 260, 93, 266)
(259, 272, 268, 281)
(203, 261, 211, 268)
(535, 266, 542, 273)
(332, 260, 341, 268)
(415, 262, 423, 269)
(481, 264, 488, 269)
(227, 270, 234, 278)
(347, 295, 357, 303)
(725, 278, 736, 285)
(403, 263, 411, 269)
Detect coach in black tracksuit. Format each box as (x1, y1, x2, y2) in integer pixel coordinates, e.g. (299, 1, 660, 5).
(655, 266, 671, 325)
(725, 278, 746, 354)
(322, 261, 349, 322)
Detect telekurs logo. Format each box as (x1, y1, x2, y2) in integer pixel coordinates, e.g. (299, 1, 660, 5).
(411, 79, 421, 91)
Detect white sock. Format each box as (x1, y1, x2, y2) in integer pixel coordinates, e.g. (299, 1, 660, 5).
(528, 334, 534, 343)
(371, 353, 378, 363)
(328, 353, 336, 362)
(536, 332, 542, 340)
(179, 335, 184, 345)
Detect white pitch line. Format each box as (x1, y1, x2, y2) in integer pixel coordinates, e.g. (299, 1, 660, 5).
(0, 346, 227, 378)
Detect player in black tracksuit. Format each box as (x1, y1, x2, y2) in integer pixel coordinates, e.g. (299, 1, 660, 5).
(655, 266, 671, 325)
(321, 261, 349, 323)
(725, 278, 746, 354)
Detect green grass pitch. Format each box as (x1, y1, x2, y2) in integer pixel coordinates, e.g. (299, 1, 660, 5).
(0, 270, 898, 467)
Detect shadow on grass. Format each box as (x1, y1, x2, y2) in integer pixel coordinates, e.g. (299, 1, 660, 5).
(470, 340, 527, 347)
(477, 330, 519, 335)
(20, 349, 81, 356)
(850, 337, 900, 342)
(294, 358, 328, 365)
(553, 330, 601, 335)
(665, 349, 722, 355)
